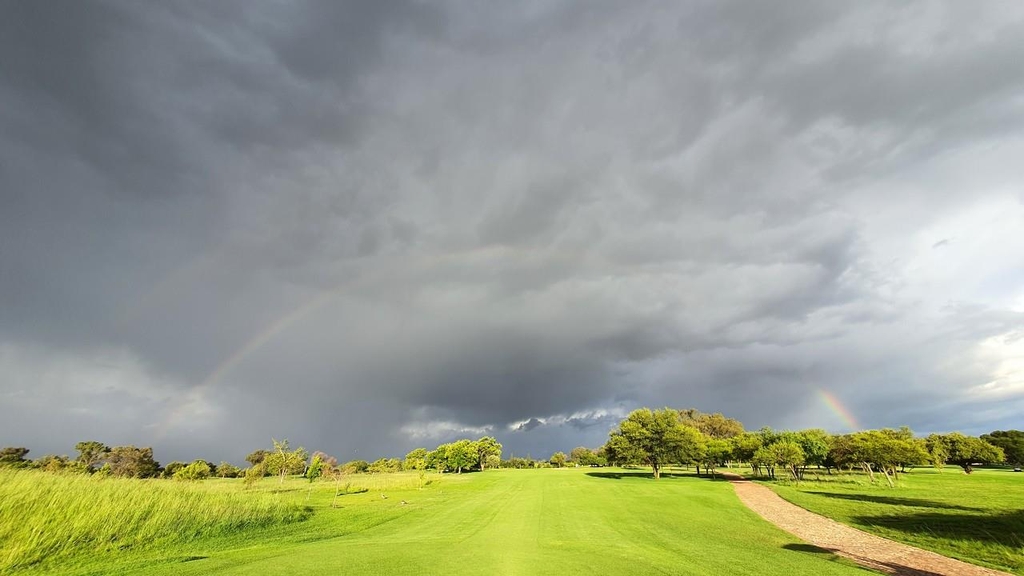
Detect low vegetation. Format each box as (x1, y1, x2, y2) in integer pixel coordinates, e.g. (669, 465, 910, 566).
(0, 468, 311, 572)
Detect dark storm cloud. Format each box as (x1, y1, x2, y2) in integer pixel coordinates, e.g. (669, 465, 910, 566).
(2, 1, 1023, 464)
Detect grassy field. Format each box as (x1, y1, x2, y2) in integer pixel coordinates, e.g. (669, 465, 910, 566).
(0, 469, 312, 572)
(766, 467, 1024, 574)
(1, 468, 877, 575)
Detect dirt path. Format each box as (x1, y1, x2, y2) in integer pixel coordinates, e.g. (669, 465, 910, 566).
(724, 474, 1012, 576)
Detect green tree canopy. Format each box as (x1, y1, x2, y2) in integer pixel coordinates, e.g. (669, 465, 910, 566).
(446, 439, 478, 474)
(605, 408, 706, 479)
(549, 451, 567, 468)
(475, 437, 502, 470)
(678, 409, 745, 439)
(263, 439, 308, 483)
(216, 462, 242, 478)
(404, 448, 429, 471)
(368, 458, 402, 473)
(0, 447, 30, 468)
(106, 446, 160, 478)
(74, 441, 110, 469)
(174, 460, 211, 481)
(981, 430, 1024, 466)
(245, 449, 270, 467)
(937, 432, 1004, 474)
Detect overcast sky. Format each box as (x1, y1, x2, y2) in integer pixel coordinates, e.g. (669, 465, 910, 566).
(2, 1, 1023, 465)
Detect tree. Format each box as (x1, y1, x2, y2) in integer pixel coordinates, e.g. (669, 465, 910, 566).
(699, 439, 733, 478)
(368, 458, 402, 473)
(106, 446, 160, 478)
(484, 454, 501, 469)
(426, 446, 448, 473)
(244, 463, 266, 487)
(730, 433, 764, 475)
(752, 441, 805, 480)
(216, 462, 242, 478)
(549, 451, 567, 468)
(771, 441, 806, 480)
(75, 441, 110, 470)
(837, 430, 928, 486)
(306, 454, 324, 482)
(0, 447, 30, 468)
(175, 460, 211, 481)
(404, 448, 429, 471)
(569, 446, 590, 466)
(981, 430, 1024, 466)
(475, 437, 502, 470)
(162, 461, 187, 479)
(446, 439, 478, 474)
(924, 434, 948, 470)
(342, 459, 369, 474)
(35, 454, 80, 473)
(938, 433, 1004, 474)
(679, 410, 745, 439)
(605, 408, 706, 479)
(246, 449, 270, 467)
(792, 429, 832, 476)
(263, 439, 309, 483)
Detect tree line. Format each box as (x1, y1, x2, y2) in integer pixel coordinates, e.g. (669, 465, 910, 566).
(0, 436, 506, 482)
(592, 408, 1015, 486)
(3, 418, 1019, 485)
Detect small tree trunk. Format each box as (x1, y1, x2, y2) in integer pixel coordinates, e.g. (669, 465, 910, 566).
(881, 467, 894, 488)
(652, 463, 660, 479)
(862, 462, 875, 482)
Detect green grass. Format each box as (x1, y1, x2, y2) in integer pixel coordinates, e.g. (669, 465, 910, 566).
(1, 468, 877, 575)
(0, 469, 312, 572)
(764, 466, 1024, 574)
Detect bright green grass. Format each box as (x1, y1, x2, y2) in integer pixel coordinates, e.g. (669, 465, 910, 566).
(0, 469, 312, 572)
(3, 468, 876, 575)
(765, 467, 1024, 574)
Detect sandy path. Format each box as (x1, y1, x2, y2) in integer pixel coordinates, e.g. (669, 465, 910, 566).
(724, 474, 1012, 576)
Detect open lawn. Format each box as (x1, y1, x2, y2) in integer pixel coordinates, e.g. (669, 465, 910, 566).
(766, 466, 1024, 575)
(2, 468, 876, 575)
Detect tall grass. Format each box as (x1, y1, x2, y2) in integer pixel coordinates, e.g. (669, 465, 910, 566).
(0, 469, 311, 571)
(340, 470, 444, 492)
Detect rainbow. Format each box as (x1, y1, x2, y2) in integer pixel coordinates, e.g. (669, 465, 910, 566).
(154, 287, 348, 437)
(151, 244, 521, 437)
(817, 389, 861, 430)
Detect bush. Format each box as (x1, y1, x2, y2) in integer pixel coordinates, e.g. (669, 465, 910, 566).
(341, 460, 369, 474)
(244, 464, 266, 487)
(174, 460, 211, 481)
(367, 458, 401, 474)
(216, 462, 242, 478)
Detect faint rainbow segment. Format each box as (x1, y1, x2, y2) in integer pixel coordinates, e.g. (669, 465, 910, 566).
(816, 389, 861, 430)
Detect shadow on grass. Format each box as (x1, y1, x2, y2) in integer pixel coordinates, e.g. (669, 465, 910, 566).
(585, 471, 723, 481)
(805, 492, 985, 512)
(853, 509, 1024, 548)
(782, 543, 944, 575)
(782, 543, 832, 554)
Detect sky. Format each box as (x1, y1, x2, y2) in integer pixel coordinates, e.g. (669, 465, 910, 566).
(2, 1, 1023, 466)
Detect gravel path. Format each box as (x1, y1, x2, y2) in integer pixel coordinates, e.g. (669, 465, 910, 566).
(724, 474, 1012, 576)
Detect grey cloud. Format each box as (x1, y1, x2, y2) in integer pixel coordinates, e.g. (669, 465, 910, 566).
(2, 1, 1024, 464)
(515, 418, 545, 433)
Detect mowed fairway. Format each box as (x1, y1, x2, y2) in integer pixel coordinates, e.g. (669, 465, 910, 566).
(16, 468, 874, 575)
